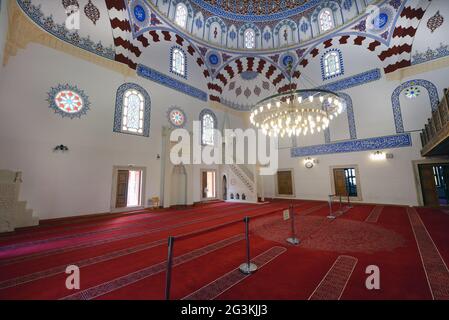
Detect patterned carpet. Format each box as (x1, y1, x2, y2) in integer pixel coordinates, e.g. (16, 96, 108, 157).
(0, 200, 448, 300)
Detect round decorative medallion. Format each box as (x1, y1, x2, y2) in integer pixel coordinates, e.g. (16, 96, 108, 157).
(373, 13, 389, 29)
(134, 4, 146, 22)
(279, 52, 297, 68)
(404, 86, 421, 99)
(47, 84, 90, 119)
(55, 90, 84, 114)
(367, 8, 393, 33)
(167, 107, 187, 128)
(206, 51, 222, 67)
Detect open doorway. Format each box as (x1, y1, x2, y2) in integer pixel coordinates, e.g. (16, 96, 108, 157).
(112, 167, 145, 211)
(418, 164, 449, 207)
(201, 170, 216, 200)
(330, 165, 362, 201)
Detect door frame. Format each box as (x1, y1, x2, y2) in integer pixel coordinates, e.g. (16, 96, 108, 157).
(111, 166, 147, 212)
(329, 165, 363, 202)
(200, 169, 218, 201)
(275, 168, 296, 198)
(412, 159, 449, 207)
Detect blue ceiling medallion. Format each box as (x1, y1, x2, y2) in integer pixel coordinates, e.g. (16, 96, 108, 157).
(279, 52, 297, 68)
(209, 54, 219, 65)
(206, 51, 222, 67)
(134, 5, 146, 22)
(373, 13, 388, 29)
(367, 8, 393, 33)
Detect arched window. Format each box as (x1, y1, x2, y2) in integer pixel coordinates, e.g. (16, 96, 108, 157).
(244, 29, 255, 49)
(174, 3, 188, 28)
(200, 109, 217, 146)
(322, 50, 343, 80)
(170, 47, 186, 77)
(122, 89, 145, 134)
(319, 9, 334, 33)
(114, 83, 151, 137)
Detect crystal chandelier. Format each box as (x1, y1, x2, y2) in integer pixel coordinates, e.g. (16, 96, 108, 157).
(249, 65, 346, 138)
(250, 89, 345, 137)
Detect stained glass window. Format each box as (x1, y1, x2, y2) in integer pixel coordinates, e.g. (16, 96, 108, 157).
(122, 89, 145, 135)
(202, 113, 215, 145)
(244, 29, 255, 49)
(174, 3, 188, 28)
(54, 90, 84, 114)
(323, 52, 341, 78)
(319, 9, 334, 33)
(171, 48, 186, 77)
(404, 86, 421, 99)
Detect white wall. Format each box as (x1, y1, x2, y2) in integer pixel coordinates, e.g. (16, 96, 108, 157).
(0, 43, 244, 219)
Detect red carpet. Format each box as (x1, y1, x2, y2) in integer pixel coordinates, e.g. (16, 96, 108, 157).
(0, 200, 448, 300)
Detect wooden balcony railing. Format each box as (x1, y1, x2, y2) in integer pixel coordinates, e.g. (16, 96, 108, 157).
(421, 88, 449, 156)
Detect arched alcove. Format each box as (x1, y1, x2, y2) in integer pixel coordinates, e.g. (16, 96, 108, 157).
(170, 164, 187, 206)
(391, 80, 439, 133)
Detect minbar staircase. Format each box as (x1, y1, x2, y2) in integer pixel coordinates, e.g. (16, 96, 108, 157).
(421, 88, 449, 156)
(0, 170, 38, 233)
(229, 164, 255, 193)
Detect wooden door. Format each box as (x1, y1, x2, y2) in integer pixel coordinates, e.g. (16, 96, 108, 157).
(116, 170, 129, 208)
(333, 168, 348, 196)
(419, 165, 439, 207)
(277, 170, 293, 196)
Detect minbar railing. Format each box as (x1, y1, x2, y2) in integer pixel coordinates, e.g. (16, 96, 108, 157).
(421, 88, 449, 156)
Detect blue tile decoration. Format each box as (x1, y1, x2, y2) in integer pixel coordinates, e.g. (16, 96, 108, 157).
(391, 79, 440, 133)
(412, 43, 449, 65)
(318, 69, 382, 92)
(343, 0, 352, 11)
(206, 51, 222, 67)
(338, 93, 357, 140)
(137, 64, 208, 102)
(17, 0, 115, 60)
(321, 49, 344, 81)
(169, 46, 188, 79)
(47, 83, 90, 119)
(291, 133, 412, 157)
(113, 83, 151, 137)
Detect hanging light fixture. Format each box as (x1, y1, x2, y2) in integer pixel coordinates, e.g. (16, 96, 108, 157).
(249, 63, 345, 137)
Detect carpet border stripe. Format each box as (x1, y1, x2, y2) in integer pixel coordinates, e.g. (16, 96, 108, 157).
(182, 246, 287, 300)
(407, 207, 449, 300)
(365, 206, 384, 223)
(308, 255, 358, 300)
(60, 234, 245, 300)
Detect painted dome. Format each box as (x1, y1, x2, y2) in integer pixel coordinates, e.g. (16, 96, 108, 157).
(194, 0, 316, 20)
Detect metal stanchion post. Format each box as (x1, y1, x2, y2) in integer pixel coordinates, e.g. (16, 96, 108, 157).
(239, 216, 258, 274)
(165, 236, 175, 300)
(347, 194, 352, 208)
(327, 195, 336, 219)
(339, 195, 342, 211)
(286, 204, 300, 245)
